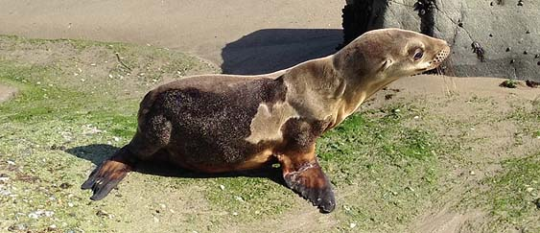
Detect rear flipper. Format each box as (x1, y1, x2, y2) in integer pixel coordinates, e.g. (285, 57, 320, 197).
(81, 147, 137, 201)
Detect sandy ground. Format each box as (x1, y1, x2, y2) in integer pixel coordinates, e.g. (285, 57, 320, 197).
(0, 0, 343, 74)
(0, 0, 341, 104)
(0, 85, 17, 103)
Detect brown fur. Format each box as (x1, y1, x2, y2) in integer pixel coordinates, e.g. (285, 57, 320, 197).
(82, 28, 450, 213)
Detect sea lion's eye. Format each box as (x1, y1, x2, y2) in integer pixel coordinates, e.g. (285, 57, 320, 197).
(414, 48, 424, 61)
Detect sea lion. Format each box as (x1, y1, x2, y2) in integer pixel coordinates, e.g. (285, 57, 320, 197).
(81, 28, 450, 213)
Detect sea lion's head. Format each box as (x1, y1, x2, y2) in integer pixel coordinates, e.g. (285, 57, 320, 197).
(333, 28, 450, 87)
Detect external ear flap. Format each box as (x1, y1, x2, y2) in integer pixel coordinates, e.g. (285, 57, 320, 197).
(378, 59, 393, 72)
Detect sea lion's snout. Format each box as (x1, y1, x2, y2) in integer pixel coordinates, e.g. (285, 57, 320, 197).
(428, 43, 450, 69)
(433, 46, 450, 64)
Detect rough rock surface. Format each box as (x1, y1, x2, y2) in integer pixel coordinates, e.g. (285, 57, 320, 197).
(343, 0, 540, 81)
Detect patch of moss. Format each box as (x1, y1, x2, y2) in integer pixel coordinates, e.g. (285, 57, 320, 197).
(317, 105, 442, 232)
(472, 154, 540, 232)
(500, 79, 518, 88)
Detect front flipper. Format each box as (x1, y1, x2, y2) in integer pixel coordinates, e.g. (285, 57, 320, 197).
(281, 158, 336, 213)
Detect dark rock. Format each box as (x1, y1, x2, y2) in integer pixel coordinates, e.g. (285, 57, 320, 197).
(534, 198, 540, 209)
(526, 80, 540, 88)
(51, 144, 67, 150)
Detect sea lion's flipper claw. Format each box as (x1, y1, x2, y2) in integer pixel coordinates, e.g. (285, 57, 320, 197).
(89, 174, 125, 201)
(283, 160, 336, 213)
(81, 147, 135, 200)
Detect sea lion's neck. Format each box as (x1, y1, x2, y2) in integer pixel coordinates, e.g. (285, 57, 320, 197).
(282, 56, 377, 129)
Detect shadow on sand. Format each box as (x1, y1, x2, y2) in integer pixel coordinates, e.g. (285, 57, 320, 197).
(66, 144, 285, 185)
(221, 28, 342, 75)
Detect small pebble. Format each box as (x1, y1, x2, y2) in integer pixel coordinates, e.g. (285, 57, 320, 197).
(48, 225, 57, 231)
(44, 211, 54, 217)
(350, 223, 357, 229)
(28, 210, 54, 219)
(7, 161, 15, 165)
(0, 176, 9, 182)
(59, 183, 72, 189)
(219, 185, 225, 190)
(526, 187, 534, 193)
(96, 210, 109, 217)
(506, 47, 511, 52)
(7, 224, 27, 232)
(470, 171, 476, 175)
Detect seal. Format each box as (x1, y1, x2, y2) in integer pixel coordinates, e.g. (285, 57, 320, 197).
(81, 28, 450, 213)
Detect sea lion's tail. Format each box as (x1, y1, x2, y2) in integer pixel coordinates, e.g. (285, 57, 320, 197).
(81, 146, 137, 200)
